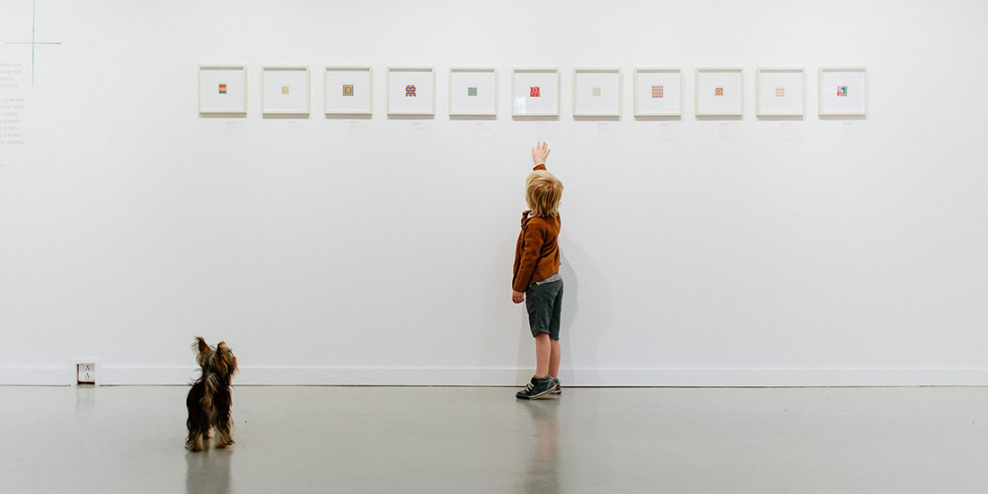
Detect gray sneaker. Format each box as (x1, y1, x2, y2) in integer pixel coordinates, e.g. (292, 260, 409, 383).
(516, 376, 557, 400)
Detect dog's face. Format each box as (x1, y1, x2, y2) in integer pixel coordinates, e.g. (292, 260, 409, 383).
(194, 337, 239, 378)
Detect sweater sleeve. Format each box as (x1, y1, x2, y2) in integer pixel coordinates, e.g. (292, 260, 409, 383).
(512, 222, 546, 293)
(533, 164, 547, 171)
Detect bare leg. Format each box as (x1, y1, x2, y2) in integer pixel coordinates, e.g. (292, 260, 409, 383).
(535, 333, 551, 377)
(549, 339, 561, 378)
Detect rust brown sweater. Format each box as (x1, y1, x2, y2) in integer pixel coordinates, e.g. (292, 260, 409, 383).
(512, 164, 561, 293)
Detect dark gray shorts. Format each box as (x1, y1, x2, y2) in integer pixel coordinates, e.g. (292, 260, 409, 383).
(525, 278, 564, 340)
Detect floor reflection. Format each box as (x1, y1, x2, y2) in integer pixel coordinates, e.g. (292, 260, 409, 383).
(185, 448, 234, 494)
(519, 400, 561, 494)
(74, 385, 95, 412)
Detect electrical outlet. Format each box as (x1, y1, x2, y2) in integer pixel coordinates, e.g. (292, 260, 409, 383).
(77, 363, 96, 384)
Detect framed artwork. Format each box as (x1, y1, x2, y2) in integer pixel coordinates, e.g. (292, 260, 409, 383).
(511, 68, 560, 117)
(449, 68, 497, 117)
(387, 67, 435, 116)
(573, 68, 621, 117)
(261, 66, 310, 115)
(756, 68, 805, 117)
(633, 68, 682, 117)
(695, 68, 744, 117)
(819, 67, 867, 116)
(198, 65, 247, 115)
(324, 66, 372, 115)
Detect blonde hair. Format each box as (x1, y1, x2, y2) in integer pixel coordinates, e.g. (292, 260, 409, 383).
(525, 170, 563, 218)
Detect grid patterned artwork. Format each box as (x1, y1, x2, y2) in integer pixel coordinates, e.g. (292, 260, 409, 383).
(388, 67, 433, 115)
(592, 87, 602, 97)
(512, 68, 558, 116)
(342, 84, 354, 96)
(218, 84, 227, 94)
(467, 86, 478, 96)
(837, 86, 848, 97)
(715, 87, 724, 96)
(634, 69, 680, 116)
(756, 68, 803, 116)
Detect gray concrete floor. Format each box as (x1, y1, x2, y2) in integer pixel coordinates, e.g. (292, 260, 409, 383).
(1, 386, 986, 494)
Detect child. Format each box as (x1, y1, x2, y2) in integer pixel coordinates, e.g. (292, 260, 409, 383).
(512, 141, 564, 400)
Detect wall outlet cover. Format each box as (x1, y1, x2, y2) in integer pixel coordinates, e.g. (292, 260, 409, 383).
(77, 363, 96, 384)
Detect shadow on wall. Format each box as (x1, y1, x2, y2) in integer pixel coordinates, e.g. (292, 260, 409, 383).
(515, 232, 613, 385)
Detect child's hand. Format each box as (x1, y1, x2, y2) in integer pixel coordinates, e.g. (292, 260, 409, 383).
(512, 290, 525, 304)
(531, 141, 550, 165)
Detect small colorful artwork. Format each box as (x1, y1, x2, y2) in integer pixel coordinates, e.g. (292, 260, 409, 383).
(218, 84, 227, 94)
(837, 86, 848, 97)
(775, 87, 785, 98)
(342, 85, 354, 96)
(715, 87, 724, 96)
(652, 86, 664, 98)
(405, 85, 417, 97)
(530, 86, 541, 98)
(281, 86, 290, 95)
(467, 86, 478, 97)
(592, 87, 602, 97)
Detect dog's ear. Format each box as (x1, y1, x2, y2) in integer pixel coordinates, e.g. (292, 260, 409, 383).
(216, 342, 238, 377)
(193, 337, 210, 366)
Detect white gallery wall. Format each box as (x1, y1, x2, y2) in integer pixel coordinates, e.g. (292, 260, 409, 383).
(1, 0, 986, 386)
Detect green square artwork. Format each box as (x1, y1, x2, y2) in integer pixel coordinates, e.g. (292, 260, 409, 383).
(467, 86, 478, 97)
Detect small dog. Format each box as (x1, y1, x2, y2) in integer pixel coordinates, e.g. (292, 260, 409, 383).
(186, 336, 238, 451)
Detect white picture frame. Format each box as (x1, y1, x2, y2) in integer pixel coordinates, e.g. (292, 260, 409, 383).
(387, 67, 435, 116)
(449, 68, 497, 117)
(695, 67, 744, 117)
(511, 68, 560, 117)
(324, 66, 372, 116)
(198, 65, 247, 115)
(756, 68, 805, 117)
(819, 67, 867, 116)
(633, 68, 682, 117)
(261, 66, 310, 116)
(573, 68, 621, 118)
